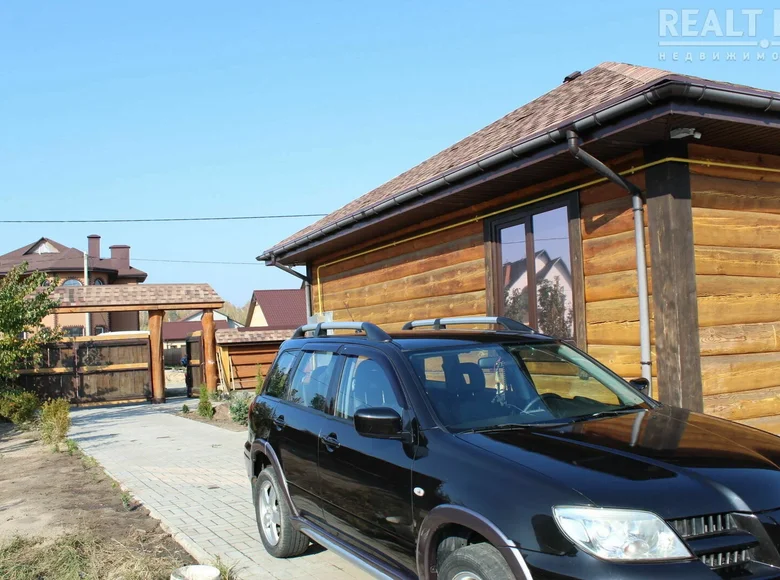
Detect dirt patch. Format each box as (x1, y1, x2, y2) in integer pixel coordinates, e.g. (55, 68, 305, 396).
(0, 422, 195, 576)
(165, 368, 186, 386)
(176, 407, 247, 433)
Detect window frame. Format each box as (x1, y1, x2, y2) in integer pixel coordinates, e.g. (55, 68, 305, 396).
(330, 345, 408, 426)
(261, 348, 301, 400)
(484, 192, 585, 348)
(282, 346, 342, 415)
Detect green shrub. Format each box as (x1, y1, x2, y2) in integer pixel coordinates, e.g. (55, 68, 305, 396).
(65, 439, 78, 455)
(255, 364, 264, 395)
(197, 388, 214, 419)
(229, 393, 250, 426)
(40, 398, 70, 445)
(181, 403, 190, 414)
(0, 390, 41, 424)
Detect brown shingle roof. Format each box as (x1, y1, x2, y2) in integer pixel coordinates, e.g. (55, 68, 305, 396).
(263, 61, 773, 258)
(216, 327, 293, 345)
(52, 283, 223, 311)
(250, 289, 307, 328)
(0, 237, 147, 280)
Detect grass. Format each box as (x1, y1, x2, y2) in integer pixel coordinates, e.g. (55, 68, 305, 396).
(212, 556, 237, 580)
(65, 439, 78, 455)
(40, 398, 70, 447)
(120, 491, 133, 511)
(82, 455, 98, 470)
(0, 532, 188, 580)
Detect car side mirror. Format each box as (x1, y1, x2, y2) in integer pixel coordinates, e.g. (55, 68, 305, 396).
(354, 407, 404, 440)
(629, 377, 649, 392)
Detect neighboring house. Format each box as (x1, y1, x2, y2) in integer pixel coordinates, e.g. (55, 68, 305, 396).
(259, 62, 780, 434)
(162, 320, 231, 350)
(503, 250, 573, 324)
(162, 311, 241, 350)
(245, 288, 307, 329)
(0, 234, 146, 336)
(180, 310, 243, 326)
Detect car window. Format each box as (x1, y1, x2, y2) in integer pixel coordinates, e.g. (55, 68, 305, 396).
(335, 356, 403, 420)
(286, 351, 337, 412)
(263, 350, 298, 398)
(407, 342, 646, 431)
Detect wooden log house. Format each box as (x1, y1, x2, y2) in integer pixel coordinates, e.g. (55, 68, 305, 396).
(259, 62, 780, 434)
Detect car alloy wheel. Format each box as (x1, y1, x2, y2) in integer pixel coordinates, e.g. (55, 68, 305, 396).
(258, 479, 281, 546)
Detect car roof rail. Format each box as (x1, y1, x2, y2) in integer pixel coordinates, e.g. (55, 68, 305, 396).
(402, 316, 535, 333)
(291, 321, 392, 342)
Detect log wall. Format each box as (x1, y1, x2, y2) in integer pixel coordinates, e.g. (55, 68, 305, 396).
(579, 170, 657, 380)
(311, 151, 653, 377)
(689, 145, 780, 434)
(314, 220, 487, 331)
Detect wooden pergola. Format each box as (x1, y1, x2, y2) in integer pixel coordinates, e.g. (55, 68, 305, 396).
(51, 284, 224, 403)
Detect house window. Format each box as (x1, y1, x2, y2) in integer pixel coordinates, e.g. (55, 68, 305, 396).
(63, 326, 84, 337)
(487, 195, 580, 342)
(95, 325, 107, 334)
(62, 278, 82, 287)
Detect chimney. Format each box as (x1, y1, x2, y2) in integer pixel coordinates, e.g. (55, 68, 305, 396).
(110, 245, 131, 271)
(87, 235, 101, 259)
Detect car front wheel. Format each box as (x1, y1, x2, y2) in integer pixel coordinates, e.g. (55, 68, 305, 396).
(438, 543, 514, 580)
(254, 467, 309, 557)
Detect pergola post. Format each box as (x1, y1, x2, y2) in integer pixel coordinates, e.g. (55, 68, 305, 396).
(149, 310, 166, 403)
(202, 309, 218, 394)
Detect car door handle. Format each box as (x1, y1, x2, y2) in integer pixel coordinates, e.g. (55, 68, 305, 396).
(321, 434, 340, 450)
(273, 415, 286, 430)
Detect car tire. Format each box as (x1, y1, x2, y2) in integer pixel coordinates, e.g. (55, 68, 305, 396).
(254, 467, 309, 557)
(438, 543, 514, 580)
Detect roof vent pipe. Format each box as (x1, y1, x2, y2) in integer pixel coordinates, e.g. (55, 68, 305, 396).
(566, 130, 653, 396)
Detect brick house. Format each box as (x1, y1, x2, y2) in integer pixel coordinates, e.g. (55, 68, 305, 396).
(0, 234, 147, 335)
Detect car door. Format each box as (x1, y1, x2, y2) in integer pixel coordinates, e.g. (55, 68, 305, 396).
(272, 346, 340, 526)
(317, 345, 417, 574)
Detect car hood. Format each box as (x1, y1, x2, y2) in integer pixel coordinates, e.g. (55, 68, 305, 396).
(456, 406, 780, 519)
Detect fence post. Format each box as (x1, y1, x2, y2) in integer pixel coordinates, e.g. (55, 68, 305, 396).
(149, 310, 166, 403)
(202, 310, 218, 393)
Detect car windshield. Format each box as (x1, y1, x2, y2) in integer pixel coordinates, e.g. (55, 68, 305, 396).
(406, 341, 649, 432)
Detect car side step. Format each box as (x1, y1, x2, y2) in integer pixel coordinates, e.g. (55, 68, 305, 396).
(297, 523, 414, 580)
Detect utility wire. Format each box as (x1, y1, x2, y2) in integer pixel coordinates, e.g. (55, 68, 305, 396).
(133, 258, 261, 265)
(0, 213, 328, 224)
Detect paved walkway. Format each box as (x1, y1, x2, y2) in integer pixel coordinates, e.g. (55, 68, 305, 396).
(70, 400, 370, 580)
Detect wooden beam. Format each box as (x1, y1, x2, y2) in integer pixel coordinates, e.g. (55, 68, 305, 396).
(202, 309, 218, 393)
(149, 310, 165, 403)
(645, 142, 703, 411)
(53, 302, 224, 314)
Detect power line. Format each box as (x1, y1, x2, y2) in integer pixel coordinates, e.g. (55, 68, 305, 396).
(133, 258, 261, 265)
(0, 213, 328, 224)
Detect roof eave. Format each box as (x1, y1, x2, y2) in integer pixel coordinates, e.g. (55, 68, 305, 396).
(259, 77, 780, 264)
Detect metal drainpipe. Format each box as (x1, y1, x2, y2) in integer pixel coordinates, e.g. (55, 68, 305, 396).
(566, 131, 653, 396)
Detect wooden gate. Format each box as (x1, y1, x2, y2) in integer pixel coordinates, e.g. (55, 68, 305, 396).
(18, 333, 152, 404)
(185, 331, 203, 396)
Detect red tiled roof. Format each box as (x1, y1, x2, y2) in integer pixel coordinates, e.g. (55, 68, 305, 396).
(163, 320, 230, 341)
(264, 61, 774, 257)
(250, 289, 307, 328)
(0, 237, 147, 280)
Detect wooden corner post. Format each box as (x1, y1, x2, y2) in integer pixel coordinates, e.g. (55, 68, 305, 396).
(202, 309, 218, 393)
(644, 142, 703, 411)
(149, 309, 166, 403)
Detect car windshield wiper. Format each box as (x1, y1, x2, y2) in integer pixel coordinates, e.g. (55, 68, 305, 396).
(461, 420, 574, 434)
(569, 407, 645, 423)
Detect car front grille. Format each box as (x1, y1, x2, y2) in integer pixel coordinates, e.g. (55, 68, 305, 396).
(669, 513, 761, 573)
(671, 514, 735, 538)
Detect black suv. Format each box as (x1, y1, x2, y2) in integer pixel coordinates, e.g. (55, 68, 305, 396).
(244, 317, 780, 580)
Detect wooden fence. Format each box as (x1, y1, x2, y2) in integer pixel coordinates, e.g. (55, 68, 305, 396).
(18, 333, 151, 404)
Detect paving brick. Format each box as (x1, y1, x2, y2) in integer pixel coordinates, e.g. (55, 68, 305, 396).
(70, 400, 370, 580)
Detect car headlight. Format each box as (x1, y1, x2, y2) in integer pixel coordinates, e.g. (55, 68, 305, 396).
(553, 507, 692, 561)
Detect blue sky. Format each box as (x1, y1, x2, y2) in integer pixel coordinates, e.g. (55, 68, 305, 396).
(2, 1, 779, 305)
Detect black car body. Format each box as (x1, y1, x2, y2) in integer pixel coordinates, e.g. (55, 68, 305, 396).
(244, 318, 780, 580)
